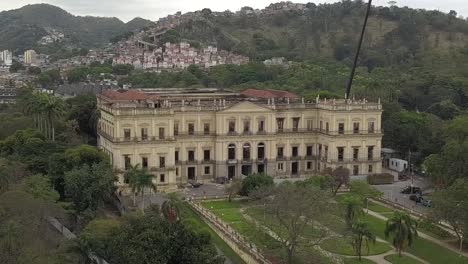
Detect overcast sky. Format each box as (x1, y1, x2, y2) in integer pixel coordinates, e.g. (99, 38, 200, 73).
(0, 0, 466, 22)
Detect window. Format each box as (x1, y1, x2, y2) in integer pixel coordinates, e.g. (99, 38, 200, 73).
(228, 144, 236, 160)
(159, 127, 165, 139)
(353, 122, 360, 134)
(124, 155, 131, 170)
(307, 161, 312, 170)
(160, 174, 165, 182)
(257, 143, 265, 160)
(159, 157, 165, 168)
(141, 128, 148, 140)
(368, 165, 373, 173)
(176, 168, 179, 176)
(306, 146, 313, 157)
(324, 146, 328, 159)
(174, 123, 179, 136)
(338, 123, 345, 134)
(258, 120, 265, 132)
(188, 150, 195, 162)
(326, 122, 329, 133)
(292, 146, 298, 157)
(353, 148, 359, 161)
(337, 147, 344, 162)
(277, 163, 284, 171)
(175, 151, 179, 162)
(307, 119, 313, 131)
(318, 144, 322, 157)
(204, 166, 210, 174)
(277, 147, 284, 158)
(188, 123, 195, 135)
(353, 165, 359, 175)
(204, 123, 210, 135)
(292, 117, 300, 131)
(367, 146, 374, 161)
(243, 120, 250, 133)
(320, 121, 323, 130)
(276, 118, 284, 132)
(368, 122, 375, 133)
(124, 128, 131, 140)
(204, 150, 210, 161)
(142, 157, 148, 169)
(228, 120, 235, 133)
(243, 143, 251, 160)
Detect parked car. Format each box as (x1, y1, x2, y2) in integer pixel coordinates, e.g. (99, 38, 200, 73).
(422, 199, 432, 207)
(409, 194, 423, 203)
(401, 186, 422, 194)
(191, 182, 202, 188)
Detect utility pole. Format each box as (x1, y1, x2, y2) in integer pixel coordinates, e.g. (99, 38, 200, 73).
(345, 0, 373, 97)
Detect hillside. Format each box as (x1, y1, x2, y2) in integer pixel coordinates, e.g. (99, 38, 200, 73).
(159, 2, 468, 67)
(0, 4, 153, 53)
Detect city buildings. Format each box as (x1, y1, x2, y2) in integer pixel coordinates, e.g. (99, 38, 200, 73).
(24, 50, 38, 65)
(0, 50, 13, 66)
(97, 88, 383, 191)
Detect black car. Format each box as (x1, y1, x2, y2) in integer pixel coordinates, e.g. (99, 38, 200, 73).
(191, 182, 202, 188)
(409, 194, 423, 203)
(401, 186, 422, 194)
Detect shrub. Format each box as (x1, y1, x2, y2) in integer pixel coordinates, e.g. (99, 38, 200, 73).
(240, 173, 274, 196)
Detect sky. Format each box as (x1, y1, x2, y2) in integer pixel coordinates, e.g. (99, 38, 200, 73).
(0, 0, 467, 22)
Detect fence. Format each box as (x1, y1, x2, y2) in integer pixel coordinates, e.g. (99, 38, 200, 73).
(187, 200, 272, 264)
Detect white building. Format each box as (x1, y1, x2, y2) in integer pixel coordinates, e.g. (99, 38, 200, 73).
(388, 158, 408, 173)
(24, 50, 38, 65)
(0, 50, 13, 66)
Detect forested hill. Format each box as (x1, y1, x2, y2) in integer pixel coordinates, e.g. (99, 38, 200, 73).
(161, 1, 468, 66)
(0, 4, 154, 53)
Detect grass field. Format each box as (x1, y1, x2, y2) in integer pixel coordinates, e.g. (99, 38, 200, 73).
(384, 254, 424, 264)
(343, 257, 377, 264)
(362, 214, 468, 264)
(180, 202, 246, 264)
(321, 237, 392, 256)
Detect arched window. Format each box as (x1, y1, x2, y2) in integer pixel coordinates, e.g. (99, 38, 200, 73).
(243, 143, 251, 160)
(258, 142, 265, 160)
(228, 144, 236, 160)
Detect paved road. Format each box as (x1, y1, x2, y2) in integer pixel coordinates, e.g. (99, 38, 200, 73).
(372, 176, 432, 214)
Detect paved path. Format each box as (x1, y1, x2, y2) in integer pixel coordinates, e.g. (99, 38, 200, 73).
(366, 209, 468, 258)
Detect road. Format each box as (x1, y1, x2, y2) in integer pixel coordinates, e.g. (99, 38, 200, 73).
(372, 175, 432, 214)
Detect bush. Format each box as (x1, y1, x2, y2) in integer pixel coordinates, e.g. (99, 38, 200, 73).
(367, 173, 394, 185)
(240, 173, 274, 196)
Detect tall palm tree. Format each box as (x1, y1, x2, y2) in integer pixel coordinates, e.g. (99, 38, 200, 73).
(124, 164, 156, 212)
(41, 94, 65, 141)
(350, 221, 376, 260)
(342, 194, 364, 229)
(384, 212, 418, 257)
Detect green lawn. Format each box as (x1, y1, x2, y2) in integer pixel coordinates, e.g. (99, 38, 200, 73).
(367, 201, 393, 213)
(343, 257, 377, 264)
(180, 203, 246, 264)
(321, 237, 392, 256)
(384, 254, 423, 264)
(363, 214, 468, 264)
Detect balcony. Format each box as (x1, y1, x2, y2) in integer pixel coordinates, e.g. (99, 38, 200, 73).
(227, 159, 238, 164)
(327, 157, 383, 164)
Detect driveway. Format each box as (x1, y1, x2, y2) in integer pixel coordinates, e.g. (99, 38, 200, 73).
(372, 175, 432, 214)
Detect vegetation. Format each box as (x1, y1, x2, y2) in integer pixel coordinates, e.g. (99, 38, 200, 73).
(384, 212, 419, 257)
(239, 173, 274, 196)
(124, 164, 156, 210)
(384, 254, 423, 264)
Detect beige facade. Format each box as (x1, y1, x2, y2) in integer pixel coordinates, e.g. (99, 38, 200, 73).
(97, 89, 383, 191)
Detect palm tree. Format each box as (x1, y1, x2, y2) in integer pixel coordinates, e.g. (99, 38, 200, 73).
(41, 94, 65, 141)
(161, 193, 182, 222)
(350, 221, 376, 260)
(384, 212, 418, 256)
(342, 194, 364, 229)
(124, 164, 156, 212)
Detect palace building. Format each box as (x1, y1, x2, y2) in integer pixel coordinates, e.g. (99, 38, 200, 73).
(97, 88, 383, 191)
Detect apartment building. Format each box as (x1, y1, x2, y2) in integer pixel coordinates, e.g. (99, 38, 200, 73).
(97, 88, 383, 191)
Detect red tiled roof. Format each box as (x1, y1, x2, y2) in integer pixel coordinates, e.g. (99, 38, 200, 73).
(101, 89, 148, 101)
(241, 89, 298, 99)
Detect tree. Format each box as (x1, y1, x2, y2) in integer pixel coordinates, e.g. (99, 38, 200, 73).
(341, 194, 364, 229)
(430, 179, 468, 253)
(225, 179, 242, 202)
(80, 212, 224, 264)
(0, 221, 22, 264)
(124, 164, 156, 212)
(349, 180, 382, 212)
(9, 61, 24, 73)
(350, 221, 376, 261)
(64, 162, 117, 221)
(240, 173, 274, 196)
(161, 193, 182, 223)
(384, 212, 418, 256)
(260, 182, 333, 264)
(24, 174, 59, 202)
(324, 167, 350, 195)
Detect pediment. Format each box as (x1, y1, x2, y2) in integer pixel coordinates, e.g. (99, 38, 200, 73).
(219, 101, 272, 113)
